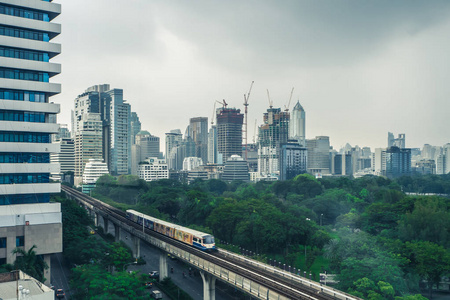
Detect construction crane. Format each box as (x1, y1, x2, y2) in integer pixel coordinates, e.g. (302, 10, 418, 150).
(243, 81, 254, 160)
(284, 87, 294, 112)
(253, 119, 257, 144)
(211, 101, 216, 125)
(266, 89, 273, 109)
(216, 99, 228, 108)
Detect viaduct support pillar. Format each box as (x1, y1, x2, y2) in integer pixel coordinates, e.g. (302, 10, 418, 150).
(132, 235, 140, 259)
(103, 217, 109, 234)
(200, 271, 216, 300)
(159, 252, 168, 279)
(114, 224, 121, 242)
(43, 254, 51, 286)
(94, 212, 99, 227)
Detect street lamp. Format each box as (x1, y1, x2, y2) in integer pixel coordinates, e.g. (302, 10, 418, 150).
(320, 213, 324, 226)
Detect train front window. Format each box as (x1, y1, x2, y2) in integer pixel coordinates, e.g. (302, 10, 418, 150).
(204, 235, 214, 244)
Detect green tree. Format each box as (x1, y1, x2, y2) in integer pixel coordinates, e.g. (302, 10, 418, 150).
(404, 241, 450, 299)
(12, 245, 48, 282)
(104, 242, 133, 272)
(398, 197, 450, 247)
(71, 264, 146, 299)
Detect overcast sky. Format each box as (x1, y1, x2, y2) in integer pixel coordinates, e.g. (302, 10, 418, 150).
(51, 0, 450, 151)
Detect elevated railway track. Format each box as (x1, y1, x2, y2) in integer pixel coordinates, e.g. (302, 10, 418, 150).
(61, 185, 360, 300)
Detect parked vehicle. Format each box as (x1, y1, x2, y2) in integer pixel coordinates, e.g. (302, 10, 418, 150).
(151, 290, 162, 299)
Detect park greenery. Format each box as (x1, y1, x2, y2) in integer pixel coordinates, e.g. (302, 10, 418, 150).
(55, 196, 148, 299)
(88, 173, 450, 299)
(0, 245, 49, 283)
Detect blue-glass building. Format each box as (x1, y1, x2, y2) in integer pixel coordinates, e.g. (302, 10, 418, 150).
(0, 0, 62, 279)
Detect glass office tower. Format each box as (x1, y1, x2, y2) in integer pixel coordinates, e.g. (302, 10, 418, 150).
(0, 0, 62, 282)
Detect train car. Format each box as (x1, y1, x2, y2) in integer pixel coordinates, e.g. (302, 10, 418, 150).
(126, 209, 215, 251)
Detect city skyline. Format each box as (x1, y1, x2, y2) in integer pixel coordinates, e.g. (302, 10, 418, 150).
(52, 0, 450, 150)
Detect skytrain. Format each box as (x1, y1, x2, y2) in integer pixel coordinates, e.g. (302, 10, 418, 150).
(126, 209, 216, 251)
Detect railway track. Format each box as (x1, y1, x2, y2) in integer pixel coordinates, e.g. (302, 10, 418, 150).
(60, 185, 357, 300)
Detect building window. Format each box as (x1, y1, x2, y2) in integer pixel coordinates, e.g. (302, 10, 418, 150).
(16, 236, 24, 247)
(0, 89, 47, 103)
(0, 68, 49, 82)
(0, 193, 50, 205)
(0, 25, 49, 42)
(0, 131, 51, 143)
(0, 5, 49, 22)
(0, 110, 46, 123)
(0, 237, 6, 248)
(0, 47, 49, 62)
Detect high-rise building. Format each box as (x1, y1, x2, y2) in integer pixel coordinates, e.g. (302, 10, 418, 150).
(388, 132, 406, 148)
(102, 88, 131, 175)
(279, 140, 307, 180)
(207, 125, 219, 164)
(74, 113, 103, 185)
(289, 101, 306, 146)
(217, 107, 244, 162)
(82, 158, 109, 194)
(385, 146, 411, 178)
(387, 132, 394, 148)
(306, 136, 330, 175)
(131, 130, 160, 174)
(165, 129, 183, 170)
(222, 155, 250, 182)
(165, 129, 182, 157)
(72, 90, 100, 134)
(414, 159, 436, 175)
(189, 117, 208, 165)
(0, 0, 62, 280)
(372, 148, 387, 176)
(52, 123, 70, 142)
(72, 85, 132, 176)
(436, 143, 450, 175)
(258, 108, 290, 177)
(183, 156, 203, 171)
(135, 131, 160, 159)
(50, 137, 74, 179)
(130, 112, 141, 145)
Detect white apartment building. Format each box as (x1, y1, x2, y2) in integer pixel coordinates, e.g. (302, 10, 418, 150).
(183, 156, 203, 171)
(138, 157, 169, 182)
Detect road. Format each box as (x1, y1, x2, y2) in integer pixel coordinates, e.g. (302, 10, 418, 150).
(119, 228, 243, 300)
(51, 252, 72, 298)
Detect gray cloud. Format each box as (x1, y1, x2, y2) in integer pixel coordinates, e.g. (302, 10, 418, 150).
(52, 0, 450, 150)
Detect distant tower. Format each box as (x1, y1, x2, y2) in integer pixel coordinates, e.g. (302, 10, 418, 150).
(388, 132, 406, 149)
(217, 108, 244, 162)
(388, 132, 395, 148)
(130, 112, 141, 145)
(289, 100, 306, 146)
(258, 108, 290, 177)
(189, 117, 208, 165)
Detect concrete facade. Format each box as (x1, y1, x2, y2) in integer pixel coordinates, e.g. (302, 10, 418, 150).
(0, 0, 63, 280)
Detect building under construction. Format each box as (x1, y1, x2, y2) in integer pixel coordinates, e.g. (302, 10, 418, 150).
(217, 107, 244, 162)
(258, 108, 290, 177)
